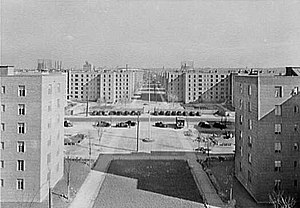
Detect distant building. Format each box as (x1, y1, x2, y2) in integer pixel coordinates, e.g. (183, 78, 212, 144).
(234, 67, 300, 203)
(0, 66, 66, 202)
(37, 59, 62, 71)
(68, 67, 144, 103)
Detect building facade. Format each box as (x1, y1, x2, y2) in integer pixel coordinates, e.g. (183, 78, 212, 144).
(0, 66, 66, 202)
(234, 68, 300, 203)
(68, 68, 144, 103)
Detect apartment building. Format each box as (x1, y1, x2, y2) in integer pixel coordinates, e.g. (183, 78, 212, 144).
(234, 67, 300, 203)
(68, 68, 144, 103)
(161, 68, 238, 104)
(0, 66, 66, 202)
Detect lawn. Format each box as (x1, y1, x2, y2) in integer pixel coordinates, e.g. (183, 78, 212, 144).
(107, 159, 203, 203)
(208, 160, 272, 208)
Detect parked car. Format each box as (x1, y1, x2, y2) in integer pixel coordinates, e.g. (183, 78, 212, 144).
(64, 120, 73, 127)
(116, 111, 122, 116)
(171, 111, 177, 116)
(153, 111, 159, 116)
(136, 111, 141, 116)
(155, 121, 168, 128)
(102, 111, 108, 116)
(189, 111, 196, 116)
(91, 111, 98, 116)
(176, 111, 182, 116)
(213, 122, 226, 129)
(182, 111, 188, 116)
(116, 122, 129, 128)
(194, 147, 211, 154)
(198, 121, 211, 128)
(123, 111, 130, 116)
(196, 111, 201, 116)
(94, 121, 111, 127)
(125, 120, 136, 126)
(131, 111, 137, 115)
(109, 111, 116, 115)
(98, 111, 105, 116)
(159, 111, 164, 115)
(165, 111, 171, 116)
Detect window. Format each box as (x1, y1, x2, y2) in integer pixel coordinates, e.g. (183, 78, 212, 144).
(294, 143, 299, 151)
(1, 104, 5, 112)
(17, 160, 25, 171)
(275, 86, 282, 98)
(18, 123, 25, 134)
(275, 124, 282, 134)
(240, 84, 243, 93)
(275, 161, 281, 172)
(240, 115, 243, 124)
(57, 83, 61, 93)
(248, 153, 252, 164)
(18, 85, 26, 96)
(0, 179, 3, 187)
(239, 99, 243, 109)
(57, 99, 60, 108)
(248, 136, 252, 147)
(18, 104, 25, 115)
(16, 179, 24, 190)
(239, 162, 242, 171)
(294, 161, 297, 168)
(248, 102, 251, 112)
(48, 84, 52, 94)
(0, 160, 4, 168)
(248, 119, 252, 130)
(274, 180, 281, 191)
(240, 131, 243, 140)
(294, 180, 298, 188)
(1, 86, 5, 94)
(294, 105, 299, 113)
(1, 123, 5, 131)
(275, 142, 281, 153)
(240, 146, 243, 156)
(17, 141, 25, 153)
(275, 105, 282, 116)
(0, 142, 4, 150)
(248, 85, 252, 95)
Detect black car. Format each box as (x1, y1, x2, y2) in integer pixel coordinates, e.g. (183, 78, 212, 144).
(125, 120, 136, 126)
(98, 111, 105, 116)
(116, 122, 129, 128)
(155, 121, 167, 128)
(108, 111, 116, 115)
(196, 111, 201, 116)
(91, 111, 98, 116)
(165, 111, 171, 116)
(198, 121, 211, 128)
(176, 111, 182, 116)
(64, 120, 73, 127)
(153, 111, 159, 116)
(182, 111, 188, 116)
(213, 122, 226, 129)
(116, 111, 122, 116)
(189, 111, 195, 116)
(95, 121, 111, 127)
(123, 111, 130, 116)
(159, 111, 164, 115)
(171, 111, 177, 116)
(130, 111, 137, 115)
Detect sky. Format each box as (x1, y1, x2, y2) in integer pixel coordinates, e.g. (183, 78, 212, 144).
(1, 0, 300, 69)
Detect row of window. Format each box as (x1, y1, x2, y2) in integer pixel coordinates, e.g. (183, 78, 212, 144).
(1, 123, 25, 133)
(0, 179, 24, 190)
(1, 85, 26, 96)
(0, 160, 25, 171)
(0, 141, 25, 152)
(1, 104, 25, 114)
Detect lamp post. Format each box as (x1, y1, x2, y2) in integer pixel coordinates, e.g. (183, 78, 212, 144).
(86, 84, 89, 117)
(148, 70, 151, 140)
(136, 114, 140, 152)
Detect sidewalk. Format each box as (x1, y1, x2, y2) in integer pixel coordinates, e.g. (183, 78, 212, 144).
(68, 170, 107, 208)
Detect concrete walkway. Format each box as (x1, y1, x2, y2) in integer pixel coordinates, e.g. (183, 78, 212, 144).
(68, 170, 106, 208)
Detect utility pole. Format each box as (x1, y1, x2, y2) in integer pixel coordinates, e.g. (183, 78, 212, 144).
(148, 70, 151, 140)
(136, 115, 140, 152)
(86, 85, 89, 117)
(88, 133, 92, 168)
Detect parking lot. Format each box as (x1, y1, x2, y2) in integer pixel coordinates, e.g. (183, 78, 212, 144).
(64, 118, 235, 160)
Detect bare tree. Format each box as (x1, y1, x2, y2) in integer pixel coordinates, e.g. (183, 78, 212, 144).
(269, 191, 296, 208)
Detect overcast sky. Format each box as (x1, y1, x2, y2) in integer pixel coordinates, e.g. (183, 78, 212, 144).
(1, 0, 300, 69)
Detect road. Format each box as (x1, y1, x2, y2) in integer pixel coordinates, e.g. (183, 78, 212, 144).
(66, 114, 235, 124)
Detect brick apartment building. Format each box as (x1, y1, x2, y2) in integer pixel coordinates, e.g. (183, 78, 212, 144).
(68, 67, 144, 103)
(0, 66, 66, 202)
(234, 67, 300, 203)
